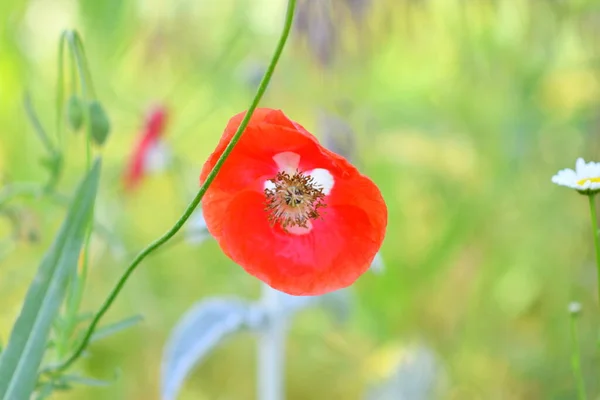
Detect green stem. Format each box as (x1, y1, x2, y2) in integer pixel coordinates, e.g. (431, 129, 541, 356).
(60, 29, 95, 353)
(569, 307, 587, 400)
(23, 94, 56, 155)
(56, 32, 67, 150)
(73, 32, 97, 99)
(587, 194, 600, 306)
(49, 0, 297, 374)
(66, 31, 90, 100)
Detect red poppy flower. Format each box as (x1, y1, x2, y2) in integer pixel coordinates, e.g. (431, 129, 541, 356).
(200, 108, 387, 295)
(123, 105, 169, 191)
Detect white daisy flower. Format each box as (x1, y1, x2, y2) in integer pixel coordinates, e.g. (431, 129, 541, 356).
(551, 158, 600, 194)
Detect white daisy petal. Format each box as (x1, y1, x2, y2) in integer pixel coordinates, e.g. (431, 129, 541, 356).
(590, 162, 600, 177)
(553, 158, 600, 194)
(576, 158, 586, 174)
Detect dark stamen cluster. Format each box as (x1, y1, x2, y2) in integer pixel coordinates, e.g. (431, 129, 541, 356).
(264, 171, 326, 230)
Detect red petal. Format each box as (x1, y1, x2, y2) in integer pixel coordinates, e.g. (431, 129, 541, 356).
(123, 135, 154, 190)
(218, 183, 385, 296)
(145, 106, 168, 141)
(200, 109, 322, 194)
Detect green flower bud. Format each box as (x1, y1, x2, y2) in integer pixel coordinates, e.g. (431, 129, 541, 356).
(88, 100, 110, 146)
(66, 95, 84, 132)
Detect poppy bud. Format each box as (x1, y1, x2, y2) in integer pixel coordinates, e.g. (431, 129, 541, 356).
(88, 100, 111, 146)
(66, 95, 84, 132)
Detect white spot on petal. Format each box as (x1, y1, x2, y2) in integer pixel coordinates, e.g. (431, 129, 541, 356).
(264, 180, 276, 191)
(307, 168, 334, 195)
(273, 152, 300, 174)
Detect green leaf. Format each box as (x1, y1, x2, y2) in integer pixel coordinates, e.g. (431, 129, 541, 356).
(60, 374, 112, 387)
(0, 160, 102, 400)
(87, 101, 110, 146)
(90, 314, 144, 343)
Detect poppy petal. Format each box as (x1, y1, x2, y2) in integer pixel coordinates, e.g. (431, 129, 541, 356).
(218, 189, 382, 295)
(200, 111, 323, 194)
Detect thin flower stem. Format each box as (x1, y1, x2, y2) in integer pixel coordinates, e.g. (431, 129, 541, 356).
(587, 194, 600, 305)
(69, 97, 94, 347)
(56, 32, 67, 150)
(73, 32, 97, 99)
(569, 309, 587, 400)
(61, 29, 95, 354)
(23, 93, 57, 155)
(48, 0, 297, 374)
(258, 284, 287, 400)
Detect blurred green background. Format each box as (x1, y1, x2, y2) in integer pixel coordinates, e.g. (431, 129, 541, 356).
(2, 0, 600, 398)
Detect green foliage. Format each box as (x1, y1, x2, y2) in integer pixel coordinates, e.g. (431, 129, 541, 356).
(0, 160, 101, 400)
(1, 0, 600, 399)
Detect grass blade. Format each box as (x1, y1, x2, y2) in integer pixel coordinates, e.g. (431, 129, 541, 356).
(0, 159, 102, 400)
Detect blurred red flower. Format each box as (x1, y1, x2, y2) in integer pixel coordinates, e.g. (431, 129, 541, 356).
(200, 108, 387, 296)
(123, 105, 168, 191)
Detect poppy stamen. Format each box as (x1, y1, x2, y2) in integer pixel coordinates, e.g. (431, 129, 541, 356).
(264, 171, 326, 230)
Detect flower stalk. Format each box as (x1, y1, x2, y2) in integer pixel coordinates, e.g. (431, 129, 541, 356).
(258, 284, 287, 400)
(588, 194, 600, 306)
(569, 303, 587, 400)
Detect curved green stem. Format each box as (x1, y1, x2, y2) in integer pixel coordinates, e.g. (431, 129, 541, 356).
(65, 31, 96, 99)
(73, 32, 97, 99)
(587, 194, 600, 306)
(50, 0, 297, 374)
(56, 32, 67, 149)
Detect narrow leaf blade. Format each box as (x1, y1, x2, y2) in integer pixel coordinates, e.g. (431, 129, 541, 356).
(0, 160, 101, 400)
(90, 315, 144, 343)
(60, 374, 112, 387)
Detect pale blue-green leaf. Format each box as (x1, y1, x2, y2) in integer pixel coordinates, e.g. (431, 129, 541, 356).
(90, 315, 144, 343)
(0, 160, 101, 400)
(161, 298, 260, 400)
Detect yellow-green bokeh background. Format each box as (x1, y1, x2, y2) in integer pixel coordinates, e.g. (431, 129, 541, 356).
(2, 0, 600, 398)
